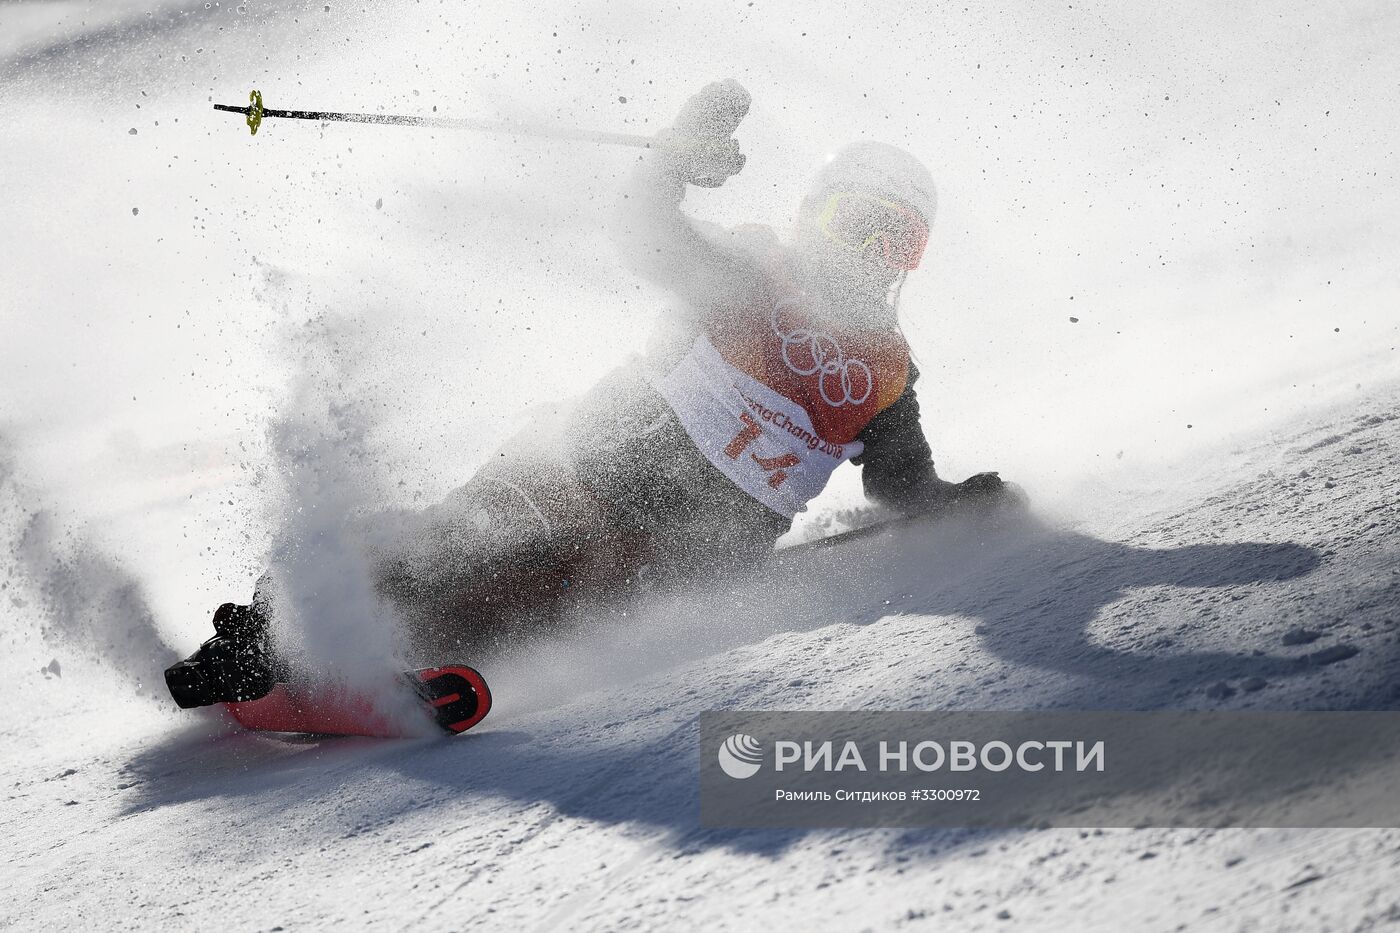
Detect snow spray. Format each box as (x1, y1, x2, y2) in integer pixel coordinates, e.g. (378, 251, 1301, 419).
(0, 435, 177, 696)
(258, 315, 433, 736)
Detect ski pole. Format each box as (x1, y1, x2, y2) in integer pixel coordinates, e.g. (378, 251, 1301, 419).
(214, 89, 657, 148)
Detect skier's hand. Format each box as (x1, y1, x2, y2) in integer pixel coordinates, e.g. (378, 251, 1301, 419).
(923, 472, 1027, 516)
(672, 78, 750, 140)
(656, 78, 750, 188)
(956, 472, 1006, 500)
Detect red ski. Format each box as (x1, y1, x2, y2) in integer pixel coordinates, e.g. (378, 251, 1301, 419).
(224, 665, 492, 738)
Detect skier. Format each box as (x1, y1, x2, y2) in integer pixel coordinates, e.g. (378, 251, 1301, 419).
(165, 79, 1019, 709)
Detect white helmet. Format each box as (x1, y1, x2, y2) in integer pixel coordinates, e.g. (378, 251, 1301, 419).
(803, 141, 937, 227)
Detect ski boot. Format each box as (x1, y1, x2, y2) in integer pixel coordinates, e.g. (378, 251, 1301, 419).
(164, 602, 279, 709)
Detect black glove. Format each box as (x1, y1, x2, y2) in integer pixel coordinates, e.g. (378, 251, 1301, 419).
(656, 78, 750, 188)
(920, 472, 1025, 516)
(956, 471, 1006, 500)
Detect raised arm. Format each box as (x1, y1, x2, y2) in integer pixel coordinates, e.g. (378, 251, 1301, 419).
(612, 79, 764, 314)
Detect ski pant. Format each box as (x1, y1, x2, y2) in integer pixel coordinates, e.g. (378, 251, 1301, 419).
(373, 369, 792, 658)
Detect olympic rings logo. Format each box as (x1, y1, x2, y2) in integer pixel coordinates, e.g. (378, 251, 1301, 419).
(770, 299, 873, 408)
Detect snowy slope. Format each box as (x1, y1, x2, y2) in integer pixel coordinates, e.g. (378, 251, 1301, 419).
(4, 369, 1399, 931)
(3, 1, 1400, 930)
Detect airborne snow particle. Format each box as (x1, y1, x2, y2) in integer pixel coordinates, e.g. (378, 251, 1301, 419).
(1069, 316, 1079, 323)
(375, 198, 383, 209)
(132, 207, 140, 216)
(619, 96, 628, 103)
(128, 127, 138, 135)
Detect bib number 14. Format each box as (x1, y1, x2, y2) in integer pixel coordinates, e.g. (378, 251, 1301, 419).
(723, 412, 800, 489)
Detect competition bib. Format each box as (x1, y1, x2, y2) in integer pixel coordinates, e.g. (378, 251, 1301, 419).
(650, 295, 910, 517)
(651, 334, 860, 517)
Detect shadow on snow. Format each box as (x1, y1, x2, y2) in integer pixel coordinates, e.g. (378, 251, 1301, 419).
(117, 508, 1372, 859)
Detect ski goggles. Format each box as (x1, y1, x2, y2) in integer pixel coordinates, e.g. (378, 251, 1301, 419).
(815, 191, 929, 271)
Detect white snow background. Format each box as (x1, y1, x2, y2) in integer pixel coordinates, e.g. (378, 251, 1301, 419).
(1, 1, 1398, 929)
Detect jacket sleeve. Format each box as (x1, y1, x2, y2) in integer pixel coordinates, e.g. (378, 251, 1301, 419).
(611, 152, 764, 316)
(850, 365, 953, 513)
